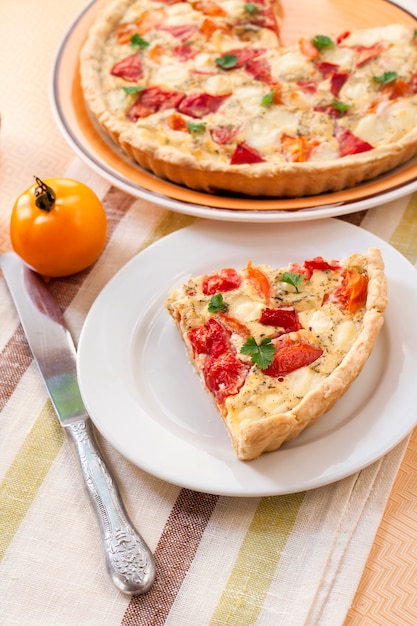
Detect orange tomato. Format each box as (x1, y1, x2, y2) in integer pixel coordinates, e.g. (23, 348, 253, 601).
(10, 177, 107, 277)
(245, 261, 271, 303)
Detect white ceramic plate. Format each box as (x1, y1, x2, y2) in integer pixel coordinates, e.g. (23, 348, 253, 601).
(77, 219, 417, 496)
(51, 0, 417, 223)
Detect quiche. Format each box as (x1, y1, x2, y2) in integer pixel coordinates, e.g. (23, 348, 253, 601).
(80, 0, 417, 197)
(166, 249, 387, 461)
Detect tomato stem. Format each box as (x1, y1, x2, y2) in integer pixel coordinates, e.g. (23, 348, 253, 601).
(33, 176, 56, 211)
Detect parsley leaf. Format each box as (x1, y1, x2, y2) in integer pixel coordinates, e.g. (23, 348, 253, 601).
(130, 33, 150, 48)
(187, 121, 206, 134)
(311, 35, 334, 51)
(279, 271, 306, 293)
(332, 98, 350, 113)
(240, 337, 276, 369)
(208, 293, 227, 313)
(261, 92, 274, 106)
(122, 85, 145, 96)
(244, 2, 260, 14)
(373, 71, 398, 85)
(215, 54, 238, 69)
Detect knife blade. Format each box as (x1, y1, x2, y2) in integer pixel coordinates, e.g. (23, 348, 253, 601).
(0, 251, 155, 595)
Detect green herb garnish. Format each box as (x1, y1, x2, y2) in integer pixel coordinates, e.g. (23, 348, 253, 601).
(122, 85, 145, 96)
(130, 33, 150, 49)
(215, 54, 238, 69)
(208, 293, 227, 313)
(372, 71, 398, 85)
(244, 2, 260, 15)
(261, 92, 274, 106)
(240, 337, 276, 369)
(311, 35, 334, 51)
(187, 121, 206, 134)
(332, 99, 351, 113)
(279, 271, 306, 293)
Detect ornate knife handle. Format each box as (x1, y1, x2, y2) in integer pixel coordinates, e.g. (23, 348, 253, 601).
(65, 418, 155, 595)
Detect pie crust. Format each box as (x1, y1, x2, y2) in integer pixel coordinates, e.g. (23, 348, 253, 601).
(166, 248, 387, 460)
(80, 0, 417, 197)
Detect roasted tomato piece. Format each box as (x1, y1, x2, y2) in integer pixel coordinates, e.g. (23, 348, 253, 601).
(281, 134, 319, 163)
(177, 92, 230, 118)
(202, 268, 241, 295)
(188, 318, 230, 357)
(160, 24, 199, 40)
(245, 58, 274, 84)
(263, 335, 323, 378)
(110, 54, 144, 81)
(127, 86, 185, 120)
(210, 125, 240, 145)
(329, 269, 368, 313)
(330, 71, 349, 96)
(217, 312, 250, 337)
(203, 352, 250, 404)
(334, 125, 373, 156)
(216, 47, 266, 69)
(259, 307, 302, 332)
(244, 261, 271, 302)
(354, 43, 385, 67)
(230, 142, 265, 164)
(316, 61, 339, 78)
(304, 256, 340, 273)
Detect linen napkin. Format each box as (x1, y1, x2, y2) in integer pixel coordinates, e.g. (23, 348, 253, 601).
(0, 157, 415, 626)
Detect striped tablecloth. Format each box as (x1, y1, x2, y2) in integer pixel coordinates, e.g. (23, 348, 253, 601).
(1, 158, 416, 625)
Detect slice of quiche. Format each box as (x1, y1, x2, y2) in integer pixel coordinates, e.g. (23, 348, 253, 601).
(166, 249, 387, 461)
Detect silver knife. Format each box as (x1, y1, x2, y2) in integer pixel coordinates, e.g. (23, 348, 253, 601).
(0, 251, 155, 595)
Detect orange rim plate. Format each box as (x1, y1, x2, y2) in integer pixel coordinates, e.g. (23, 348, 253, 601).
(51, 0, 417, 219)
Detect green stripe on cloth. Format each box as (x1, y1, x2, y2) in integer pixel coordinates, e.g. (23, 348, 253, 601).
(210, 492, 305, 626)
(0, 402, 64, 562)
(389, 192, 417, 264)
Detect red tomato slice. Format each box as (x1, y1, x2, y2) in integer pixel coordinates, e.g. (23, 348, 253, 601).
(230, 142, 265, 164)
(316, 62, 339, 78)
(334, 125, 373, 157)
(259, 307, 302, 332)
(304, 256, 340, 273)
(296, 80, 318, 94)
(127, 87, 185, 121)
(217, 47, 266, 69)
(110, 54, 144, 81)
(354, 43, 385, 67)
(263, 336, 323, 378)
(202, 268, 241, 295)
(178, 92, 231, 118)
(330, 71, 349, 96)
(188, 318, 230, 357)
(203, 352, 250, 404)
(210, 125, 240, 145)
(247, 5, 279, 32)
(245, 58, 274, 84)
(160, 25, 199, 40)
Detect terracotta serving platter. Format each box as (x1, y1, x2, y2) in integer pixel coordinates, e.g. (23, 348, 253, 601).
(51, 0, 417, 216)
